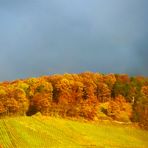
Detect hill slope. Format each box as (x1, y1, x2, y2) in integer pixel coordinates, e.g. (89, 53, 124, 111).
(0, 116, 148, 148)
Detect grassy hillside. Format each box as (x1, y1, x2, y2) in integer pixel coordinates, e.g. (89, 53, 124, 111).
(0, 116, 148, 148)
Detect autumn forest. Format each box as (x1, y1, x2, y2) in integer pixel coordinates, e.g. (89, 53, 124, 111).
(0, 72, 148, 129)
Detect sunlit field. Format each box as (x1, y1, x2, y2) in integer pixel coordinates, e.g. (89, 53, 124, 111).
(0, 116, 148, 148)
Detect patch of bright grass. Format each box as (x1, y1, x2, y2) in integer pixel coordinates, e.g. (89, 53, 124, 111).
(0, 116, 148, 148)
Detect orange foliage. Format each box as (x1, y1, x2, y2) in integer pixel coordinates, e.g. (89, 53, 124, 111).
(0, 72, 147, 128)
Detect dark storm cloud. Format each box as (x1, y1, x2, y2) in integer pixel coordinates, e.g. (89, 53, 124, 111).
(132, 36, 148, 76)
(0, 0, 148, 81)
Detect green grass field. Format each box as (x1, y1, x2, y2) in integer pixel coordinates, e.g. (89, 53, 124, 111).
(0, 116, 148, 148)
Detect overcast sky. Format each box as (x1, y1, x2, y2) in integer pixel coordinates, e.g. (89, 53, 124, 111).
(0, 0, 148, 81)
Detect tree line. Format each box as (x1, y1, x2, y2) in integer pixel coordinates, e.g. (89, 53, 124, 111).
(0, 72, 148, 129)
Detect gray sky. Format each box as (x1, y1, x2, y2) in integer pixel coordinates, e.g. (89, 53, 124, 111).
(0, 0, 148, 81)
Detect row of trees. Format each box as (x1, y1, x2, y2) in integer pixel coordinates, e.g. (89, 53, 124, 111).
(0, 72, 148, 129)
